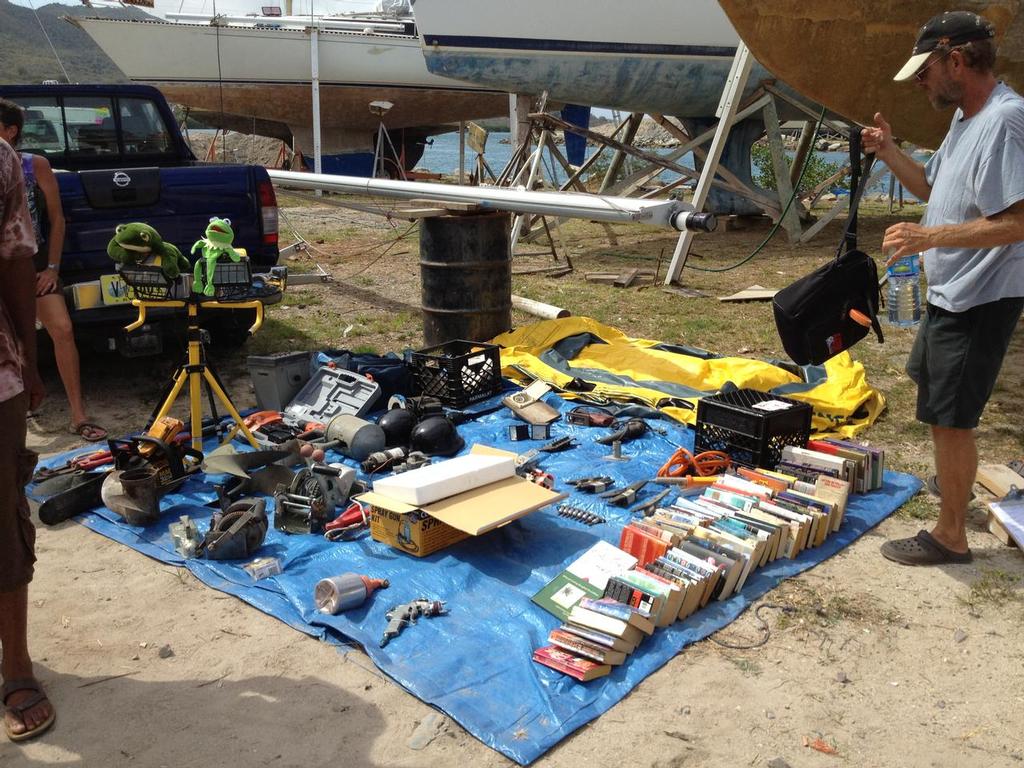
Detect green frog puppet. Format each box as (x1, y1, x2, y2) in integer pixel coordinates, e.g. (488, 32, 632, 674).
(107, 223, 190, 279)
(192, 217, 241, 297)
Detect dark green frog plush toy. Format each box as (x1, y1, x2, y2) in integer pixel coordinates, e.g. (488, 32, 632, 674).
(107, 223, 190, 279)
(192, 217, 241, 297)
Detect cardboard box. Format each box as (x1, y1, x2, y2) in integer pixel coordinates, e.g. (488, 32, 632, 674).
(100, 273, 135, 305)
(358, 446, 566, 557)
(72, 280, 103, 310)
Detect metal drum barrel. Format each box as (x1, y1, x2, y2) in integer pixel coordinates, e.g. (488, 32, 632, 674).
(419, 212, 512, 346)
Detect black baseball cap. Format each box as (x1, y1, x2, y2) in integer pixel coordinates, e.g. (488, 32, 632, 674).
(894, 11, 995, 81)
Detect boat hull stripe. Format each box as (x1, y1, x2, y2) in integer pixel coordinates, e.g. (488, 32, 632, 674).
(422, 35, 737, 58)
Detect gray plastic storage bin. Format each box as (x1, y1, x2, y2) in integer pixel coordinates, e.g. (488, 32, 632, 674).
(247, 351, 312, 411)
(285, 366, 381, 422)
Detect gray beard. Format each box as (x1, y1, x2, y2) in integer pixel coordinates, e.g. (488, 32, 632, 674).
(931, 81, 964, 111)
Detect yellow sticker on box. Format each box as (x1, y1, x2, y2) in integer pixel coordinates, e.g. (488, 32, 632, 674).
(100, 273, 135, 305)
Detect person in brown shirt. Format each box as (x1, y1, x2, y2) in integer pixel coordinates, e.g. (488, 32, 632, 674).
(0, 138, 53, 742)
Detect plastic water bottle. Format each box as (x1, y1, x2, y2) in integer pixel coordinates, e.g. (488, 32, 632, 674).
(886, 253, 921, 327)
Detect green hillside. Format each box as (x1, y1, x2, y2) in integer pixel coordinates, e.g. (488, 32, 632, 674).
(0, 0, 154, 84)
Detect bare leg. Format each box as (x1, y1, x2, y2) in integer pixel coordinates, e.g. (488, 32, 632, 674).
(36, 293, 87, 427)
(0, 585, 53, 736)
(929, 425, 975, 553)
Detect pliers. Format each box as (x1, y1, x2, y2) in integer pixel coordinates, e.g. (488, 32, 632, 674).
(567, 475, 615, 493)
(629, 487, 672, 517)
(599, 478, 649, 507)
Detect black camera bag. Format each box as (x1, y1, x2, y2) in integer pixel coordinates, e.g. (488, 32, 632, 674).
(772, 152, 885, 365)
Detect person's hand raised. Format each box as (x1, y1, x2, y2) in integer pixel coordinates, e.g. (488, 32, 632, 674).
(861, 113, 897, 160)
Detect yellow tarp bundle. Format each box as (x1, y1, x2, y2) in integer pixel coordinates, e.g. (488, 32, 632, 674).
(492, 316, 885, 437)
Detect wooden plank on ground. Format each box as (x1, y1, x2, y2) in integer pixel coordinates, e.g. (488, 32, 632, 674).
(987, 511, 1015, 546)
(977, 463, 1024, 548)
(513, 266, 572, 276)
(661, 285, 709, 298)
(976, 464, 1024, 497)
(718, 284, 777, 302)
(614, 268, 640, 288)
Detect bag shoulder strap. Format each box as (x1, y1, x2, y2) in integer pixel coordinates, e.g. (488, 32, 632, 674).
(834, 150, 877, 261)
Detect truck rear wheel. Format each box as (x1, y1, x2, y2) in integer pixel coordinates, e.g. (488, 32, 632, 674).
(204, 309, 257, 349)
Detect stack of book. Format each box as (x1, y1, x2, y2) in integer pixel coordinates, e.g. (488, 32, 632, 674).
(531, 440, 885, 681)
(532, 597, 655, 680)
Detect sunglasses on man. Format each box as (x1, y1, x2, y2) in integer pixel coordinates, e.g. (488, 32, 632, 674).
(915, 46, 962, 81)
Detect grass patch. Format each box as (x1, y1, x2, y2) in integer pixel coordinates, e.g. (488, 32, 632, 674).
(727, 657, 763, 677)
(278, 294, 324, 309)
(772, 579, 899, 629)
(962, 568, 1023, 608)
(895, 494, 937, 521)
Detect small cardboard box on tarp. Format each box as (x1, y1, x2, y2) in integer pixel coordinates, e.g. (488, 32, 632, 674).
(357, 446, 566, 557)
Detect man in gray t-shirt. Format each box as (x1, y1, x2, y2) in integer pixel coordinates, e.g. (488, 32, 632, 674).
(862, 11, 1024, 566)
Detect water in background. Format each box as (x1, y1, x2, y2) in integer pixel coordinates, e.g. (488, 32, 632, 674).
(418, 130, 921, 201)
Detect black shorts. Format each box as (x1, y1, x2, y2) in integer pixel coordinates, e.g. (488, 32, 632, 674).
(906, 298, 1024, 429)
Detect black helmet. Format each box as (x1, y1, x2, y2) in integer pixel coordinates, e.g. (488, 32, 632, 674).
(409, 416, 464, 457)
(377, 408, 417, 448)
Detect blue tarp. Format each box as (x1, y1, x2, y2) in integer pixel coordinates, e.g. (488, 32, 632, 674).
(32, 392, 921, 764)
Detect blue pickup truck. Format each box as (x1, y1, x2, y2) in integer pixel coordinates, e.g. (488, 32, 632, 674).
(0, 83, 280, 353)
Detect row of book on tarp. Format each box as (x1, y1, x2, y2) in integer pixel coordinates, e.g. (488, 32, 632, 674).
(530, 438, 885, 681)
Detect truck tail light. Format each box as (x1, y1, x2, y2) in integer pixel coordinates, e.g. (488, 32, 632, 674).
(258, 178, 279, 246)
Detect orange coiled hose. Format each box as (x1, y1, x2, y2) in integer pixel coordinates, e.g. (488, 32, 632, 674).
(657, 447, 731, 478)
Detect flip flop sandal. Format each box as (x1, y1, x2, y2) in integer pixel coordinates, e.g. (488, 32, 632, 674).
(2, 677, 56, 742)
(70, 422, 108, 442)
(880, 529, 973, 566)
(925, 474, 975, 501)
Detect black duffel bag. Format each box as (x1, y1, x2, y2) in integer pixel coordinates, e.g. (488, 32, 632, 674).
(773, 150, 885, 365)
(772, 248, 884, 365)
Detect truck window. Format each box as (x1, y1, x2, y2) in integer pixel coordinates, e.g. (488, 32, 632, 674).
(64, 96, 119, 155)
(119, 97, 172, 155)
(8, 97, 65, 156)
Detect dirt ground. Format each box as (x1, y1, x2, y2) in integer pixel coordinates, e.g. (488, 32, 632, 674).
(4, 198, 1024, 768)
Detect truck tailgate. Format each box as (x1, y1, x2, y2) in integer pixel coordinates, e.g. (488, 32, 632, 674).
(59, 164, 265, 283)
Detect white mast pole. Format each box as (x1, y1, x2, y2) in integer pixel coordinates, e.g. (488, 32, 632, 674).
(310, 3, 322, 193)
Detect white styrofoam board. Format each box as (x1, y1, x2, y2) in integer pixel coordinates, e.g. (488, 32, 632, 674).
(371, 454, 516, 506)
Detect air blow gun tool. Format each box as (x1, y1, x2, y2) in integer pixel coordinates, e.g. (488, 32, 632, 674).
(379, 599, 447, 647)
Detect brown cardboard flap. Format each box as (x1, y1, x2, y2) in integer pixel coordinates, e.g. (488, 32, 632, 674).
(356, 444, 565, 537)
(469, 444, 517, 458)
(357, 476, 566, 535)
(356, 492, 419, 515)
(424, 477, 566, 535)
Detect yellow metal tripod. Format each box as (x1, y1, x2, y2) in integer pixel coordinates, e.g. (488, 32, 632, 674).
(126, 298, 263, 452)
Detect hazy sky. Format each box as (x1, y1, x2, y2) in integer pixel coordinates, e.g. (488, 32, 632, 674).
(11, 0, 384, 18)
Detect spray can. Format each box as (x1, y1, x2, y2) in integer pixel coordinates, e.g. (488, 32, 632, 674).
(314, 572, 389, 615)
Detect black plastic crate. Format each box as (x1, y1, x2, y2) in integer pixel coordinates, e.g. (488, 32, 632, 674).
(694, 388, 812, 469)
(210, 258, 253, 301)
(119, 264, 173, 301)
(409, 339, 502, 407)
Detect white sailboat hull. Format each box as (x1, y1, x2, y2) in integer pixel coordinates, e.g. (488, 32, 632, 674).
(412, 0, 766, 116)
(70, 16, 507, 152)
